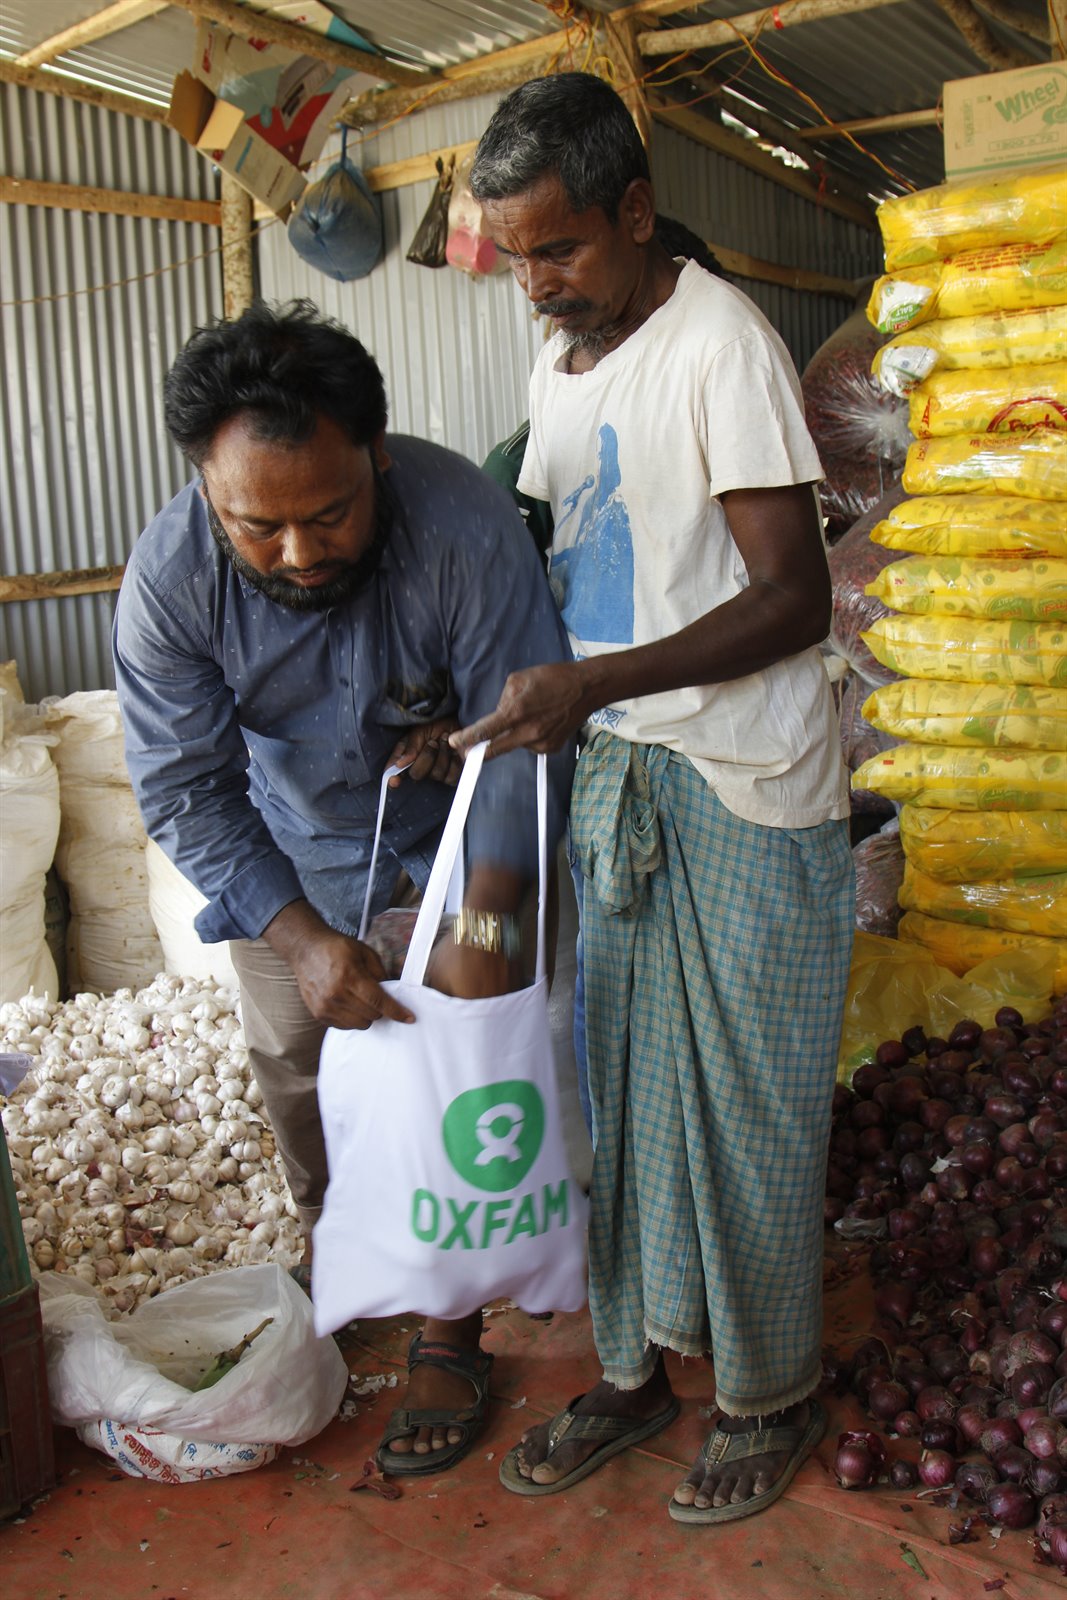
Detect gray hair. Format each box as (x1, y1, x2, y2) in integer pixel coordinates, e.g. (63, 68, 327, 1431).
(470, 73, 651, 220)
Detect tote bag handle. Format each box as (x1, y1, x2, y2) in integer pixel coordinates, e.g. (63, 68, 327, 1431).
(358, 744, 548, 989)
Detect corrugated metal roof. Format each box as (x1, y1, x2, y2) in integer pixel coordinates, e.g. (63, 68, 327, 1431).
(2, 0, 1052, 191)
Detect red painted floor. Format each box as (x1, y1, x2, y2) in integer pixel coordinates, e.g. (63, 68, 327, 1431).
(3, 1271, 1060, 1600)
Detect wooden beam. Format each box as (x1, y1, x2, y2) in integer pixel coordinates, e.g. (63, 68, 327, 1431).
(252, 140, 480, 217)
(0, 566, 126, 603)
(165, 0, 429, 88)
(639, 0, 907, 55)
(710, 243, 857, 294)
(931, 0, 1032, 67)
(0, 58, 169, 122)
(973, 0, 1049, 42)
(1051, 0, 1067, 55)
(0, 176, 220, 226)
(797, 106, 942, 139)
(651, 102, 877, 228)
(343, 51, 561, 127)
(220, 171, 254, 316)
(16, 0, 167, 70)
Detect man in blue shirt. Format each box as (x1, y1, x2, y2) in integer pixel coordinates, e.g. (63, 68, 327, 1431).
(113, 299, 573, 1477)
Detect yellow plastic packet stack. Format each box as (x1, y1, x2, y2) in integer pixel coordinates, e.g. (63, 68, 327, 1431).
(873, 306, 1067, 396)
(865, 553, 1067, 621)
(902, 431, 1067, 501)
(877, 165, 1067, 272)
(851, 742, 1067, 809)
(897, 806, 1067, 880)
(861, 614, 1067, 686)
(863, 679, 1067, 749)
(867, 237, 1067, 334)
(871, 494, 1067, 557)
(907, 363, 1067, 439)
(897, 910, 1067, 989)
(899, 860, 1066, 937)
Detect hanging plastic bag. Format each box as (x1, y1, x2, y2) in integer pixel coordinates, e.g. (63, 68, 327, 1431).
(287, 130, 383, 282)
(37, 1265, 347, 1482)
(853, 821, 905, 938)
(312, 745, 589, 1333)
(406, 154, 455, 269)
(837, 930, 1057, 1080)
(446, 152, 508, 279)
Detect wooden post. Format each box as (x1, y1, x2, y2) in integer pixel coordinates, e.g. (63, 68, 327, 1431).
(638, 0, 907, 54)
(599, 17, 652, 150)
(220, 173, 254, 318)
(1051, 0, 1067, 56)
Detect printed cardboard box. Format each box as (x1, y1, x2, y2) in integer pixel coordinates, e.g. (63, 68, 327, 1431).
(168, 71, 306, 219)
(944, 62, 1067, 178)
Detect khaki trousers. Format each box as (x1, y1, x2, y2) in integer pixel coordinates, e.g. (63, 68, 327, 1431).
(229, 937, 329, 1232)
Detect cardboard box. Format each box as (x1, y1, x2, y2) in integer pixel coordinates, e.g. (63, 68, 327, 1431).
(168, 70, 307, 219)
(944, 63, 1067, 178)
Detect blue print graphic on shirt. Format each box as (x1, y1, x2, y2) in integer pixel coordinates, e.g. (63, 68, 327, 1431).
(550, 425, 634, 644)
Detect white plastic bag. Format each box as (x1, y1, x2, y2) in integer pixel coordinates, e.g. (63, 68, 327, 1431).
(145, 837, 238, 987)
(0, 729, 60, 1003)
(38, 1264, 346, 1481)
(313, 745, 589, 1333)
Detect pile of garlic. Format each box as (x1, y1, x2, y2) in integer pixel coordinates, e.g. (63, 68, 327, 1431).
(1, 974, 303, 1311)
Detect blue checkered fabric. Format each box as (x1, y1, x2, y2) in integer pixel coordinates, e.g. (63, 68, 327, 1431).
(572, 732, 854, 1413)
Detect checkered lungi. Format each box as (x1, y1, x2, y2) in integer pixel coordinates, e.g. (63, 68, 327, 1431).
(572, 731, 854, 1415)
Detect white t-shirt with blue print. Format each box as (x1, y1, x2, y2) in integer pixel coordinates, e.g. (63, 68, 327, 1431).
(518, 261, 850, 829)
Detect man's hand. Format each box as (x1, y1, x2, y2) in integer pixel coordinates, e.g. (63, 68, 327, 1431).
(424, 938, 517, 999)
(386, 717, 463, 789)
(449, 660, 594, 759)
(263, 901, 415, 1028)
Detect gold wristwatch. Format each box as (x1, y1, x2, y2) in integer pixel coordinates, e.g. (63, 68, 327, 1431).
(452, 908, 521, 958)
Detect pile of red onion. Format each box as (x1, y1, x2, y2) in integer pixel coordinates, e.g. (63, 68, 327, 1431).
(825, 995, 1067, 1574)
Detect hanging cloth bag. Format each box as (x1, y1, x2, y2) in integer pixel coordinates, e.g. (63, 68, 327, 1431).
(286, 129, 383, 282)
(311, 744, 588, 1334)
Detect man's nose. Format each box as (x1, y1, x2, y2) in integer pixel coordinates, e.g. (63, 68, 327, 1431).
(516, 256, 557, 304)
(279, 523, 327, 570)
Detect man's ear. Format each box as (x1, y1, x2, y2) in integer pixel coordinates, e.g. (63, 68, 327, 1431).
(372, 430, 392, 474)
(621, 178, 657, 245)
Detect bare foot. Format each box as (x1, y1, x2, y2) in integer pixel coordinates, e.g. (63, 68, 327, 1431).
(672, 1401, 812, 1511)
(511, 1354, 674, 1486)
(383, 1313, 486, 1458)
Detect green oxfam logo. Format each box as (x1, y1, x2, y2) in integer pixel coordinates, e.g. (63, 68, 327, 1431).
(442, 1081, 545, 1192)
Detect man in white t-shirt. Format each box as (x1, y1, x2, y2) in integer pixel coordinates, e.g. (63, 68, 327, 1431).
(454, 73, 854, 1525)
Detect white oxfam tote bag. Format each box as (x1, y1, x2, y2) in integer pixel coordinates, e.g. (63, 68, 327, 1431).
(311, 743, 589, 1335)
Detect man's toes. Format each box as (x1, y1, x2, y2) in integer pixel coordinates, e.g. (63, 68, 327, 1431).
(386, 1433, 414, 1456)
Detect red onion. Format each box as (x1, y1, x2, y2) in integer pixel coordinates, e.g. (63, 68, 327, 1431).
(1005, 1329, 1061, 1375)
(945, 1114, 972, 1147)
(892, 1410, 921, 1437)
(890, 1458, 918, 1489)
(996, 1006, 1024, 1031)
(876, 1038, 910, 1069)
(902, 1024, 927, 1056)
(986, 1094, 1028, 1129)
(851, 1099, 884, 1131)
(833, 1430, 885, 1489)
(949, 1020, 982, 1050)
(981, 1417, 1023, 1457)
(1028, 1459, 1064, 1497)
(986, 1482, 1037, 1528)
(851, 1062, 889, 1097)
(969, 1235, 1003, 1275)
(955, 1460, 998, 1502)
(916, 1386, 957, 1421)
(956, 1402, 992, 1447)
(873, 1281, 916, 1330)
(993, 1444, 1035, 1483)
(892, 1121, 926, 1155)
(1048, 1379, 1067, 1421)
(1036, 1503, 1067, 1574)
(1027, 1418, 1067, 1461)
(920, 1418, 960, 1454)
(980, 1027, 1018, 1062)
(868, 1379, 910, 1420)
(918, 1449, 956, 1488)
(1012, 1363, 1056, 1408)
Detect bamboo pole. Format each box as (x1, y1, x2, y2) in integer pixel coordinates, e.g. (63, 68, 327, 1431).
(165, 0, 430, 88)
(709, 243, 858, 295)
(1051, 0, 1067, 55)
(0, 175, 220, 226)
(0, 567, 126, 603)
(342, 52, 562, 126)
(16, 0, 168, 69)
(639, 0, 907, 55)
(797, 106, 942, 139)
(0, 58, 169, 122)
(220, 172, 254, 316)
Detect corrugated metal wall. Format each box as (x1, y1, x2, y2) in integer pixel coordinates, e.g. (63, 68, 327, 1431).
(258, 94, 884, 466)
(0, 83, 223, 702)
(1, 82, 882, 703)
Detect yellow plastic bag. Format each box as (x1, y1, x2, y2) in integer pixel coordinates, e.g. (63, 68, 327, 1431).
(900, 861, 1067, 936)
(865, 554, 1067, 622)
(851, 742, 1067, 809)
(898, 909, 1067, 992)
(903, 432, 1067, 502)
(898, 804, 1067, 880)
(837, 929, 1057, 1079)
(863, 680, 1067, 750)
(874, 307, 1067, 397)
(871, 494, 1067, 558)
(867, 237, 1067, 334)
(862, 614, 1067, 687)
(908, 364, 1067, 439)
(878, 165, 1067, 272)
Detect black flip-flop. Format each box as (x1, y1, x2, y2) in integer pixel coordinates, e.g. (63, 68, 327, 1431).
(376, 1334, 495, 1478)
(499, 1393, 681, 1497)
(668, 1398, 826, 1524)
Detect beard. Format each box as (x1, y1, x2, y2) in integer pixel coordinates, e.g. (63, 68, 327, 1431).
(203, 475, 391, 612)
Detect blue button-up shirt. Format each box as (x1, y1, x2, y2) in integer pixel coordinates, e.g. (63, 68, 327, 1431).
(113, 435, 574, 943)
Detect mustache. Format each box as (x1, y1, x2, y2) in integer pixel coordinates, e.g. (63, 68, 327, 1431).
(534, 299, 594, 319)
